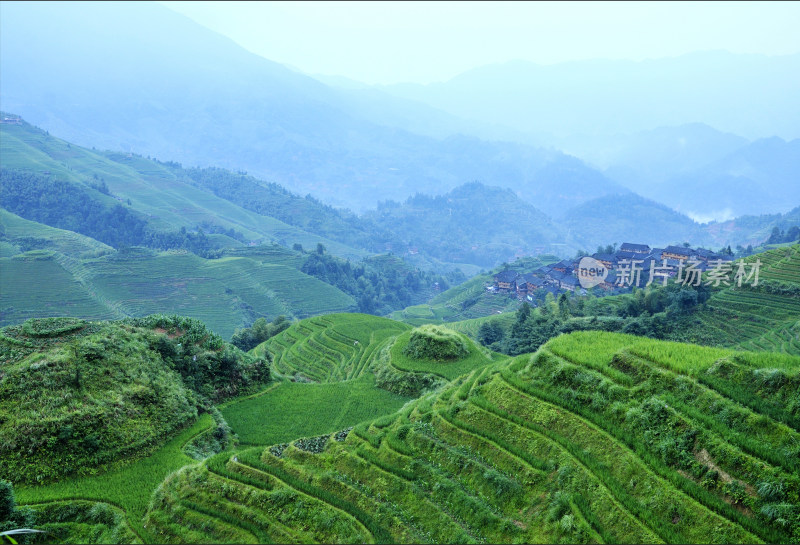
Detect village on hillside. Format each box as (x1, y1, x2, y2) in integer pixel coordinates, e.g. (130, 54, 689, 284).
(490, 242, 738, 303)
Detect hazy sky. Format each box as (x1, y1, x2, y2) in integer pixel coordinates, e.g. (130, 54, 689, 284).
(162, 1, 800, 85)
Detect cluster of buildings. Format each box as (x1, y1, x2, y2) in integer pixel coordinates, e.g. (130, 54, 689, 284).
(490, 242, 735, 300)
(1, 115, 23, 125)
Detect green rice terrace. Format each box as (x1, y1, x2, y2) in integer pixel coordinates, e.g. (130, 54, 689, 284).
(3, 310, 799, 544)
(0, 240, 356, 339)
(694, 245, 800, 355)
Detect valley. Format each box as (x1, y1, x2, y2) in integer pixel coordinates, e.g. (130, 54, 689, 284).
(2, 2, 800, 543)
(4, 313, 798, 543)
(1, 114, 798, 544)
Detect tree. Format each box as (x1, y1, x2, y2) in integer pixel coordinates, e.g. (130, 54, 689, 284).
(767, 226, 782, 244)
(477, 320, 504, 346)
(557, 293, 571, 318)
(316, 242, 326, 255)
(231, 315, 291, 352)
(0, 480, 35, 544)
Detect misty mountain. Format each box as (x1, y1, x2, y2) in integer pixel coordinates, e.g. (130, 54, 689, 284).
(558, 124, 798, 221)
(645, 137, 800, 220)
(1, 1, 621, 215)
(380, 52, 800, 141)
(702, 205, 800, 248)
(562, 123, 749, 182)
(363, 182, 570, 268)
(562, 193, 704, 251)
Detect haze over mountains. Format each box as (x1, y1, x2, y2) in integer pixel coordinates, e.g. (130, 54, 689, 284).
(0, 1, 618, 216)
(3, 4, 800, 542)
(1, 2, 797, 228)
(380, 52, 800, 141)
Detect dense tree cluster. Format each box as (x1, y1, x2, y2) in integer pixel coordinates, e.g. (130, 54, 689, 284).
(767, 225, 800, 244)
(231, 315, 291, 352)
(479, 283, 712, 355)
(0, 169, 226, 257)
(180, 167, 394, 252)
(127, 314, 271, 402)
(300, 247, 464, 315)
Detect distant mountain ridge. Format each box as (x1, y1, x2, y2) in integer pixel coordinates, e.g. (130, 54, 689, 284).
(380, 52, 800, 141)
(563, 193, 703, 250)
(1, 1, 625, 215)
(364, 181, 569, 267)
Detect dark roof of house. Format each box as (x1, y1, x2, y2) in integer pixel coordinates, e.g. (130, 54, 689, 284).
(615, 251, 639, 260)
(592, 253, 617, 262)
(620, 242, 651, 253)
(523, 273, 543, 285)
(494, 270, 519, 283)
(683, 259, 709, 271)
(664, 245, 694, 256)
(547, 270, 567, 280)
(561, 275, 580, 286)
(553, 259, 573, 269)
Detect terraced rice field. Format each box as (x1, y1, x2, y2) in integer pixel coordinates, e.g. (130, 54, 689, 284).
(0, 252, 119, 323)
(16, 415, 215, 544)
(749, 245, 800, 285)
(0, 248, 356, 338)
(220, 375, 411, 446)
(260, 314, 410, 382)
(692, 246, 800, 356)
(0, 208, 113, 257)
(142, 331, 800, 543)
(1, 122, 370, 261)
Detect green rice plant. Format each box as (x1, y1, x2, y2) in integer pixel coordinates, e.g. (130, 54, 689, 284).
(220, 374, 409, 446)
(238, 450, 393, 544)
(500, 367, 791, 544)
(17, 414, 212, 540)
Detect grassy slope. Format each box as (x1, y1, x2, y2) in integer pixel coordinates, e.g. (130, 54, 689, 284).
(16, 415, 213, 543)
(0, 121, 369, 260)
(390, 254, 559, 324)
(0, 244, 357, 339)
(694, 245, 800, 355)
(0, 207, 113, 256)
(221, 375, 410, 446)
(144, 331, 800, 544)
